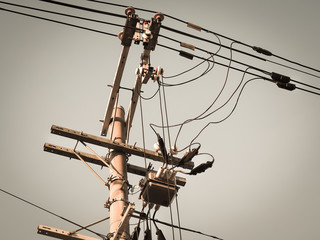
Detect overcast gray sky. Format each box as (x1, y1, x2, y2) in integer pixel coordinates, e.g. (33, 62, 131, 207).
(1, 1, 319, 240)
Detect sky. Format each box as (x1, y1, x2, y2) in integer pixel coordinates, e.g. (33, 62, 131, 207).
(0, 0, 319, 240)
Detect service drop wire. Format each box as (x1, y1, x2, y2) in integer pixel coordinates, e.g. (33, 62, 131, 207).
(0, 188, 105, 239)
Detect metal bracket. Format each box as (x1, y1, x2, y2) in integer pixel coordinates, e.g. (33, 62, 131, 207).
(113, 203, 135, 240)
(105, 198, 130, 209)
(37, 225, 101, 240)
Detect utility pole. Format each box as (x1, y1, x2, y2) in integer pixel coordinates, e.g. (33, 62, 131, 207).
(37, 6, 211, 240)
(108, 105, 129, 240)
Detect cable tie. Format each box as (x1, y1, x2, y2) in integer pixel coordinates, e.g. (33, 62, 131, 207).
(180, 42, 195, 51)
(252, 46, 272, 56)
(179, 51, 194, 60)
(187, 22, 202, 31)
(270, 72, 291, 83)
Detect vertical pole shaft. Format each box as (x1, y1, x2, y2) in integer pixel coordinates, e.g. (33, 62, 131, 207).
(108, 105, 129, 240)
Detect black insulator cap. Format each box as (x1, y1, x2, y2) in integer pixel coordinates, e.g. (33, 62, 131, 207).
(252, 46, 272, 56)
(271, 72, 291, 83)
(276, 81, 296, 91)
(179, 50, 194, 60)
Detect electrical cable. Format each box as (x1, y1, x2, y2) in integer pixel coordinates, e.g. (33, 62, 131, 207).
(191, 77, 261, 145)
(139, 95, 148, 169)
(2, 4, 319, 97)
(0, 1, 126, 29)
(157, 43, 320, 95)
(85, 0, 320, 75)
(157, 79, 176, 239)
(163, 57, 211, 79)
(2, 4, 318, 94)
(6, 0, 319, 81)
(158, 39, 320, 92)
(0, 6, 118, 38)
(39, 0, 126, 19)
(160, 54, 214, 87)
(162, 30, 222, 80)
(161, 76, 174, 165)
(150, 216, 223, 240)
(159, 33, 320, 80)
(4, 0, 318, 82)
(161, 25, 266, 61)
(172, 42, 243, 148)
(161, 27, 320, 78)
(140, 84, 160, 100)
(4, 2, 319, 91)
(175, 196, 183, 240)
(157, 80, 168, 167)
(0, 188, 106, 239)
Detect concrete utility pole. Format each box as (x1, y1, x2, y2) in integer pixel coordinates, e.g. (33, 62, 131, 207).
(108, 105, 129, 240)
(38, 6, 199, 240)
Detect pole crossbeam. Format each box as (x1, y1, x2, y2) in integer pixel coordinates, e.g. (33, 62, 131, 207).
(50, 125, 194, 170)
(43, 143, 187, 186)
(37, 225, 101, 240)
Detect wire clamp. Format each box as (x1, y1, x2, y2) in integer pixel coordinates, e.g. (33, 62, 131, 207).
(105, 198, 130, 209)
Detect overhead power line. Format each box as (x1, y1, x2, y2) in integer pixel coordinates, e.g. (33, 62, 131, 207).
(36, 0, 320, 80)
(39, 0, 126, 19)
(160, 25, 320, 79)
(159, 34, 320, 79)
(0, 6, 118, 37)
(157, 43, 320, 96)
(0, 1, 125, 28)
(1, 3, 319, 97)
(3, 0, 318, 82)
(85, 0, 320, 75)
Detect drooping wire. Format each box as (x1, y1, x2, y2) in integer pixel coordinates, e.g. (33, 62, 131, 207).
(173, 41, 238, 149)
(163, 57, 211, 79)
(190, 77, 261, 145)
(162, 30, 222, 80)
(140, 84, 160, 100)
(0, 188, 106, 239)
(161, 54, 215, 87)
